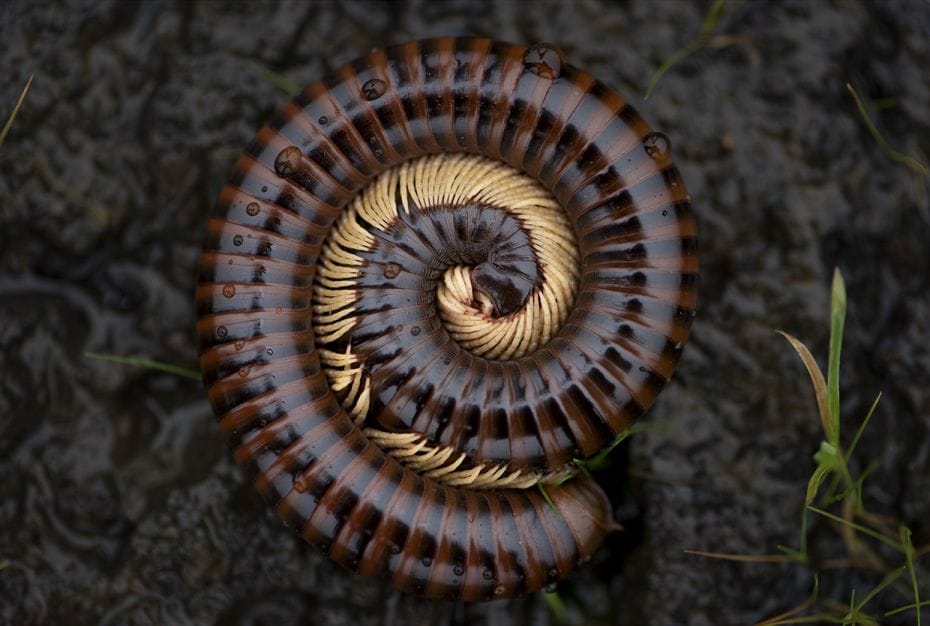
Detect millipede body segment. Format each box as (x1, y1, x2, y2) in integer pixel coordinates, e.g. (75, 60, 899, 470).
(196, 37, 698, 601)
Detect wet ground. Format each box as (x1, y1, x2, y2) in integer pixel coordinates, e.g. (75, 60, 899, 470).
(1, 1, 929, 624)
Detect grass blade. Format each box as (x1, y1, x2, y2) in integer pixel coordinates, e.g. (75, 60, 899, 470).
(0, 73, 34, 146)
(575, 423, 649, 471)
(542, 589, 567, 622)
(85, 352, 201, 381)
(758, 615, 847, 625)
(685, 549, 795, 563)
(846, 393, 881, 461)
(847, 83, 928, 176)
(886, 600, 930, 617)
(853, 566, 907, 614)
(778, 331, 833, 444)
(247, 61, 300, 95)
(850, 461, 878, 511)
(537, 483, 562, 517)
(756, 574, 820, 625)
(776, 545, 808, 564)
(805, 462, 832, 506)
(826, 269, 845, 442)
(901, 526, 922, 626)
(644, 0, 727, 99)
(807, 506, 904, 552)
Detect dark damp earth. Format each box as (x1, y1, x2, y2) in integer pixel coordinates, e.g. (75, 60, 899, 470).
(2, 1, 929, 624)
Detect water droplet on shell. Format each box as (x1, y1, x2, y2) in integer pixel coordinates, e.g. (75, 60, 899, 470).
(274, 145, 302, 177)
(361, 78, 386, 100)
(246, 202, 260, 216)
(522, 43, 563, 79)
(222, 284, 236, 298)
(644, 132, 671, 160)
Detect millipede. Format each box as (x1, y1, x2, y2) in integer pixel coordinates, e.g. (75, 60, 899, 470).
(196, 37, 698, 601)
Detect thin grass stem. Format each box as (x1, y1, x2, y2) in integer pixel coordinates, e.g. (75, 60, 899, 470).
(847, 83, 928, 176)
(807, 506, 905, 552)
(0, 73, 34, 146)
(644, 0, 727, 99)
(85, 352, 201, 381)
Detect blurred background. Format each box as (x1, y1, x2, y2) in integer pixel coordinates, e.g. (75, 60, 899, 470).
(1, 1, 928, 624)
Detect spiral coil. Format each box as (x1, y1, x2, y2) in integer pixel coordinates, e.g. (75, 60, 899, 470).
(197, 37, 697, 601)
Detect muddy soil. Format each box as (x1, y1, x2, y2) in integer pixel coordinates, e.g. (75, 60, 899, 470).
(1, 1, 928, 624)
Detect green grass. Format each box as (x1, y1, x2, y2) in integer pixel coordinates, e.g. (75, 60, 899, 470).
(84, 352, 200, 380)
(689, 268, 928, 624)
(574, 423, 652, 475)
(644, 0, 728, 100)
(0, 73, 34, 146)
(537, 483, 563, 517)
(542, 589, 568, 622)
(247, 60, 300, 96)
(847, 83, 929, 176)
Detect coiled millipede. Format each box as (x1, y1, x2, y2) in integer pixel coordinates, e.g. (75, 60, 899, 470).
(196, 37, 698, 601)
